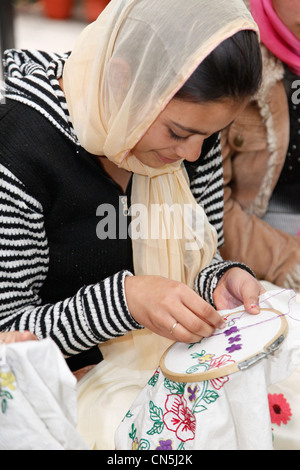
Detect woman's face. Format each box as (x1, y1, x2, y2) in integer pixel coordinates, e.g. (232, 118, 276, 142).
(132, 97, 248, 168)
(272, 0, 300, 39)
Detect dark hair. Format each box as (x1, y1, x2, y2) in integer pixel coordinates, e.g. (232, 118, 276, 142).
(175, 30, 262, 103)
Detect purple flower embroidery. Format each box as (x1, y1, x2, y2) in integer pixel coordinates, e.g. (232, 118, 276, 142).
(156, 439, 173, 450)
(226, 344, 242, 353)
(224, 326, 239, 336)
(228, 335, 241, 344)
(187, 385, 198, 402)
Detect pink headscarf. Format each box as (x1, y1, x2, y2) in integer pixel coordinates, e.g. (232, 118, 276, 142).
(250, 0, 300, 75)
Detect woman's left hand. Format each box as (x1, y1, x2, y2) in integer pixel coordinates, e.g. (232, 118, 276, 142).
(213, 267, 265, 314)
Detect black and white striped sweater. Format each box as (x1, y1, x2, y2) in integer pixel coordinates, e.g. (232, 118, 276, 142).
(0, 49, 251, 363)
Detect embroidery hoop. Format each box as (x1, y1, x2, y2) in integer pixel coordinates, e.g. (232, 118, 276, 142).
(160, 308, 288, 383)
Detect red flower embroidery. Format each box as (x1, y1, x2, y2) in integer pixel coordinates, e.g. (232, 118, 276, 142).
(163, 394, 196, 442)
(210, 375, 230, 390)
(209, 354, 235, 390)
(268, 393, 292, 426)
(209, 354, 235, 369)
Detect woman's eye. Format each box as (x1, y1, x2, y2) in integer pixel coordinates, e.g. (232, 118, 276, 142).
(168, 129, 188, 141)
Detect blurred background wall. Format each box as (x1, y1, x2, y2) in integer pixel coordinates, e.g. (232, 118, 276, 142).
(0, 0, 110, 53)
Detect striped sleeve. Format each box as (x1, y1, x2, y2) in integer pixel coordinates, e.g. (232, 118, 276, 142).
(190, 135, 255, 305)
(0, 163, 141, 357)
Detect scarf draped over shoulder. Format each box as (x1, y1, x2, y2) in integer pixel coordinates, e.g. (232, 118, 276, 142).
(63, 0, 258, 291)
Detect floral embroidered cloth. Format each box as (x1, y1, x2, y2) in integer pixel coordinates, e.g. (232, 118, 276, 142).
(0, 338, 89, 450)
(115, 289, 300, 450)
(268, 363, 300, 449)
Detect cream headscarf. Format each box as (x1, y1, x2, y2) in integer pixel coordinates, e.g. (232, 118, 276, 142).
(63, 0, 259, 291)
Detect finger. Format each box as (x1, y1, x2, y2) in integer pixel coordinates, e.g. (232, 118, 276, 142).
(243, 280, 265, 315)
(0, 331, 37, 344)
(167, 319, 204, 344)
(18, 331, 38, 342)
(175, 305, 218, 337)
(181, 289, 226, 329)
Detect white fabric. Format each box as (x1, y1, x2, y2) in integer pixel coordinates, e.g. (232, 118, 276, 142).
(114, 289, 300, 450)
(0, 338, 89, 450)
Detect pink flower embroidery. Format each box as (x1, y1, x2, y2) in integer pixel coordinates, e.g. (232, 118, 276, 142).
(210, 354, 234, 370)
(210, 375, 230, 390)
(209, 354, 235, 390)
(163, 394, 196, 442)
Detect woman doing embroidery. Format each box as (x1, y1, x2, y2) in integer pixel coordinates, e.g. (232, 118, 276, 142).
(1, 0, 263, 450)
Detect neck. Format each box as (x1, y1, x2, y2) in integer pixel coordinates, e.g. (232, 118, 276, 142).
(98, 156, 132, 193)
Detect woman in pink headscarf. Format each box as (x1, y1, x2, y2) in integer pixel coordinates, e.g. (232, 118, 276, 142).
(221, 0, 300, 292)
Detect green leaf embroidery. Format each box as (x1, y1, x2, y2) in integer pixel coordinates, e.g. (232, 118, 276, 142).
(188, 340, 202, 349)
(164, 378, 185, 395)
(193, 403, 207, 413)
(147, 420, 164, 435)
(129, 423, 136, 441)
(148, 372, 159, 387)
(147, 401, 164, 436)
(1, 399, 7, 414)
(149, 401, 163, 422)
(190, 350, 206, 359)
(185, 364, 202, 374)
(0, 390, 14, 415)
(203, 390, 219, 404)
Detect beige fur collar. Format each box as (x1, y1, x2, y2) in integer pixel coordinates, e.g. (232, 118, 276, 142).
(248, 46, 286, 217)
(243, 0, 287, 217)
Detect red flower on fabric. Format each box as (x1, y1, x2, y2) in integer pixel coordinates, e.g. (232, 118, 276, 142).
(209, 354, 235, 390)
(209, 354, 235, 370)
(268, 393, 292, 426)
(163, 394, 196, 442)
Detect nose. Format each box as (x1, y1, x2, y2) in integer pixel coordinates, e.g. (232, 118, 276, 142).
(175, 136, 204, 162)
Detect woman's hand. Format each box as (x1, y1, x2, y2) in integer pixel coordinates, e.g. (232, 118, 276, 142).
(125, 275, 226, 343)
(213, 267, 265, 314)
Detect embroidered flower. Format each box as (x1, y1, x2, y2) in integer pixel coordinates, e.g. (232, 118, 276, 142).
(132, 437, 139, 450)
(197, 353, 214, 364)
(163, 394, 196, 442)
(226, 343, 242, 354)
(268, 393, 292, 426)
(228, 335, 241, 344)
(0, 371, 16, 391)
(209, 354, 234, 370)
(208, 354, 235, 390)
(187, 385, 198, 402)
(156, 439, 173, 450)
(210, 375, 229, 390)
(224, 326, 239, 336)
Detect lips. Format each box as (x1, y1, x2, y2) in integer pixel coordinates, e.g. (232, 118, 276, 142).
(155, 152, 180, 164)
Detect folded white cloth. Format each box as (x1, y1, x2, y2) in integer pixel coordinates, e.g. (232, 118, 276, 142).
(0, 338, 90, 450)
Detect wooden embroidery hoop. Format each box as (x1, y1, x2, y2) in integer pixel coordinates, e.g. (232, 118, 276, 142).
(160, 308, 288, 383)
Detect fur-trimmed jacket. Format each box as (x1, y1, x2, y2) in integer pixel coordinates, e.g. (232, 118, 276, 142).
(221, 44, 300, 291)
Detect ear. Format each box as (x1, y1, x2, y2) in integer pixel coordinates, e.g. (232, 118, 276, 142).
(107, 57, 132, 102)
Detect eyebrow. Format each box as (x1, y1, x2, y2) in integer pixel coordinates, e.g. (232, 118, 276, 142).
(170, 120, 234, 136)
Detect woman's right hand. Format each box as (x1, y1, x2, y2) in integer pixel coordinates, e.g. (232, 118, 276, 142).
(125, 275, 226, 343)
